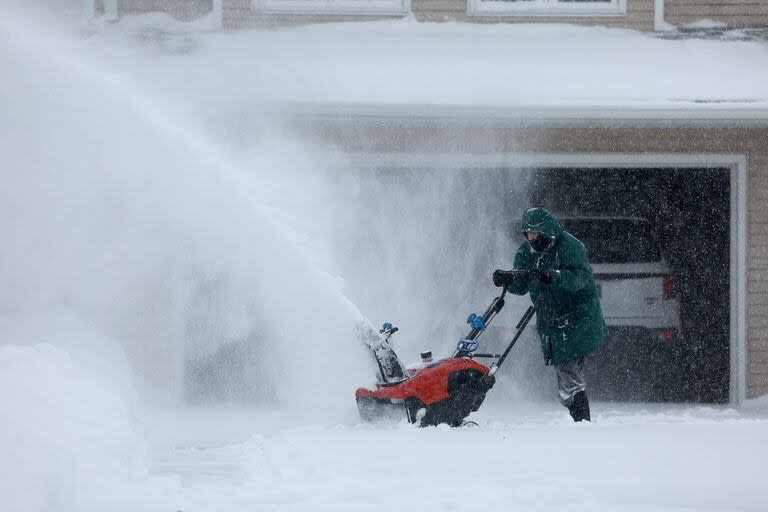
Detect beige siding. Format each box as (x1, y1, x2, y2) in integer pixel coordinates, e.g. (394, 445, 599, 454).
(666, 0, 768, 28)
(223, 0, 251, 27)
(411, 0, 465, 12)
(222, 0, 654, 31)
(750, 148, 768, 398)
(752, 313, 768, 328)
(119, 0, 212, 21)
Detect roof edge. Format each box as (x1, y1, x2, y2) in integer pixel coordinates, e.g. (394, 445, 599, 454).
(266, 101, 768, 127)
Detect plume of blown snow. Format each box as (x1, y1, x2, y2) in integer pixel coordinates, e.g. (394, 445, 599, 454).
(0, 10, 372, 416)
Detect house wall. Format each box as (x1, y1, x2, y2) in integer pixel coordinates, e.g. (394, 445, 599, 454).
(118, 0, 213, 21)
(748, 148, 768, 397)
(221, 0, 654, 30)
(665, 0, 768, 29)
(292, 118, 768, 398)
(109, 0, 768, 31)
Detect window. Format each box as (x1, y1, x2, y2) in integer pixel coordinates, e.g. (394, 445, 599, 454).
(252, 0, 409, 15)
(468, 0, 626, 16)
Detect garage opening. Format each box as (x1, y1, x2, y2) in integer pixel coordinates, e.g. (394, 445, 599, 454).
(530, 168, 731, 403)
(342, 161, 735, 404)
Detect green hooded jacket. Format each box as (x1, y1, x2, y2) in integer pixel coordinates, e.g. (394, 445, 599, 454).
(506, 208, 608, 365)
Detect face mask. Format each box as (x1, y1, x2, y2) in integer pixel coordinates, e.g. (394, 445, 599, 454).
(529, 235, 552, 253)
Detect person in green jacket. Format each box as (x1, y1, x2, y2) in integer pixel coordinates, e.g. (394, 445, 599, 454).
(493, 208, 608, 422)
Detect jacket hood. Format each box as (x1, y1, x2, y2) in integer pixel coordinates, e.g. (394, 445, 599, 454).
(521, 208, 563, 239)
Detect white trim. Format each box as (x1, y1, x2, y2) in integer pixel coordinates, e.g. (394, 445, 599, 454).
(104, 0, 118, 21)
(83, 0, 95, 18)
(345, 152, 748, 405)
(252, 0, 410, 16)
(731, 156, 748, 405)
(653, 0, 664, 31)
(270, 102, 768, 127)
(468, 0, 626, 17)
(212, 0, 224, 29)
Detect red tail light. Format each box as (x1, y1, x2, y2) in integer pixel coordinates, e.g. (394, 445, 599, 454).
(663, 274, 677, 300)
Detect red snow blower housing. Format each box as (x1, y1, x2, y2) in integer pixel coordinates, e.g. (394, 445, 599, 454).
(356, 277, 536, 427)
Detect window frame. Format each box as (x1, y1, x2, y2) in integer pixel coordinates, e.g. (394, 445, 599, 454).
(468, 0, 627, 17)
(251, 0, 410, 15)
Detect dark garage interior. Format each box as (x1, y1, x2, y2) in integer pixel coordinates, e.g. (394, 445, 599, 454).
(528, 168, 731, 403)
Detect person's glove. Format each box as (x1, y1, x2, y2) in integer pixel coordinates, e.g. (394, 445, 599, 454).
(529, 269, 553, 285)
(492, 269, 519, 287)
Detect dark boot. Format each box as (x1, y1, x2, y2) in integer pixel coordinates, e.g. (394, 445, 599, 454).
(568, 391, 591, 422)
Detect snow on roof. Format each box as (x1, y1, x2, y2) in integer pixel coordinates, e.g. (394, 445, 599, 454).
(90, 16, 768, 119)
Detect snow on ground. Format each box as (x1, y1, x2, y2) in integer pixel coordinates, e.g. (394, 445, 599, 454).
(5, 339, 768, 512)
(143, 404, 768, 512)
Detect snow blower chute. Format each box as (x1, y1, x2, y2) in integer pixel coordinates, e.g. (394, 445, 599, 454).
(355, 274, 536, 427)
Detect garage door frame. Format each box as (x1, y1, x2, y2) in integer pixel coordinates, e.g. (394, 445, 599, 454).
(349, 152, 748, 404)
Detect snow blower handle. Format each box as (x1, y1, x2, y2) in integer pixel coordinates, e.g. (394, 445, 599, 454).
(463, 287, 507, 343)
(488, 301, 538, 377)
(453, 288, 509, 358)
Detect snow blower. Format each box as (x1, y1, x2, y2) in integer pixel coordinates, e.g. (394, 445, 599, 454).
(355, 274, 536, 427)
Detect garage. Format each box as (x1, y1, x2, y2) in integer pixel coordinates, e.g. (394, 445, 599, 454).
(298, 112, 754, 405)
(337, 158, 742, 404)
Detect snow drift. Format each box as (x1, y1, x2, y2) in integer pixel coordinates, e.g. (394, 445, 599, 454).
(0, 312, 146, 512)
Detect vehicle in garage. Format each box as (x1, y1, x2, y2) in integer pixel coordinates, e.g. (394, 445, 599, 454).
(558, 216, 682, 343)
(556, 215, 686, 401)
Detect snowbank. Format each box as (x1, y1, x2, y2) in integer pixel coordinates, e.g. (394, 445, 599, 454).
(0, 313, 147, 512)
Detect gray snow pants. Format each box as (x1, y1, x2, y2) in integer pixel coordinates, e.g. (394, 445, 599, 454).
(555, 357, 587, 407)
